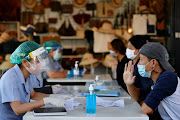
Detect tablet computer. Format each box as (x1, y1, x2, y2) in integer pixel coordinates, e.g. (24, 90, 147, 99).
(33, 107, 67, 116)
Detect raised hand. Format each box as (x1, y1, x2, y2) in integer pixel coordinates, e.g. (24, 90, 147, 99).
(123, 61, 136, 85)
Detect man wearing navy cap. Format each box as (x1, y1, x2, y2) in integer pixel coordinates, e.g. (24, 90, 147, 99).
(124, 42, 180, 119)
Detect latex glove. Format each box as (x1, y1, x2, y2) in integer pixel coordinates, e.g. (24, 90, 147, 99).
(49, 94, 71, 100)
(43, 97, 65, 107)
(52, 84, 62, 94)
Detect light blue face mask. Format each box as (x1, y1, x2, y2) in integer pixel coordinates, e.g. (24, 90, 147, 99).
(53, 51, 61, 61)
(109, 50, 117, 58)
(137, 61, 153, 78)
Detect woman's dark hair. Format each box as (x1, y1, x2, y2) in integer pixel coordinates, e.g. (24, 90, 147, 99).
(129, 35, 151, 49)
(111, 38, 126, 55)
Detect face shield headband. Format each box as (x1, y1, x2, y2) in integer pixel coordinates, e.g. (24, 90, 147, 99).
(45, 46, 63, 50)
(27, 47, 56, 73)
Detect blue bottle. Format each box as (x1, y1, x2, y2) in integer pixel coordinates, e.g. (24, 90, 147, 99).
(86, 84, 96, 114)
(67, 71, 71, 79)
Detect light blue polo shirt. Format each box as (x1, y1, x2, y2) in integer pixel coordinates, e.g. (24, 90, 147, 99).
(0, 64, 34, 120)
(31, 60, 63, 88)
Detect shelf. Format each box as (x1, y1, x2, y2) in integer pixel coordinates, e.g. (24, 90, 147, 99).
(60, 36, 84, 40)
(0, 21, 20, 40)
(62, 55, 83, 58)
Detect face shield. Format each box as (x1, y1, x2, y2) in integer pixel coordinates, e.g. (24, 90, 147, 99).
(26, 47, 56, 75)
(46, 46, 63, 61)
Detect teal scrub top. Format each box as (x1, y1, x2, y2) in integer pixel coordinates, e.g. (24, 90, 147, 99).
(0, 64, 34, 120)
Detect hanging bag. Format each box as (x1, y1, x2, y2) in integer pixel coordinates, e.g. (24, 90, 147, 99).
(21, 11, 33, 25)
(33, 4, 45, 14)
(50, 1, 62, 11)
(97, 1, 115, 18)
(61, 1, 73, 13)
(58, 17, 76, 36)
(86, 0, 96, 10)
(73, 10, 91, 27)
(35, 14, 49, 33)
(41, 0, 52, 8)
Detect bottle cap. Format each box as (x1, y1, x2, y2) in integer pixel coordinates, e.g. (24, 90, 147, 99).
(75, 61, 79, 67)
(89, 84, 94, 91)
(95, 75, 100, 81)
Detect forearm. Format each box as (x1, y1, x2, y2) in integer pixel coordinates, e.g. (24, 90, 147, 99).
(31, 92, 49, 100)
(127, 84, 140, 102)
(10, 100, 45, 115)
(47, 70, 67, 78)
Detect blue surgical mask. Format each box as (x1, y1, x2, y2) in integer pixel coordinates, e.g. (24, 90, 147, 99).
(53, 51, 61, 61)
(109, 50, 117, 58)
(137, 61, 153, 78)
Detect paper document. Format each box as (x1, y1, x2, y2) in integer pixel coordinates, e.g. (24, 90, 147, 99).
(96, 97, 124, 107)
(65, 98, 81, 110)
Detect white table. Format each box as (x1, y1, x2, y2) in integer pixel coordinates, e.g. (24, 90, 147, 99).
(23, 98, 148, 120)
(47, 74, 112, 83)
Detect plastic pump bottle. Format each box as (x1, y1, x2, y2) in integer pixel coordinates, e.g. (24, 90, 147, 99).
(86, 84, 96, 114)
(67, 70, 71, 79)
(73, 61, 79, 78)
(94, 75, 103, 86)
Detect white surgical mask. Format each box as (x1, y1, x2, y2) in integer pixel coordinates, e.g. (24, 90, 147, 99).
(53, 51, 61, 61)
(126, 48, 137, 60)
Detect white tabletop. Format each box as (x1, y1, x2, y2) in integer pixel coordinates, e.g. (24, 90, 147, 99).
(23, 98, 148, 120)
(47, 74, 112, 83)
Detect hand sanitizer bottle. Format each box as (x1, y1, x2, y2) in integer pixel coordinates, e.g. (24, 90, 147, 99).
(86, 84, 96, 114)
(73, 61, 79, 79)
(67, 70, 71, 79)
(94, 75, 103, 86)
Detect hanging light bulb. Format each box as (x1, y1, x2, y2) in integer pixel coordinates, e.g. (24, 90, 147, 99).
(128, 28, 133, 34)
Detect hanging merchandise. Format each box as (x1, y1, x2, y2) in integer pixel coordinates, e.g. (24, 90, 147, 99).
(33, 2, 45, 14)
(86, 0, 96, 17)
(111, 0, 123, 8)
(99, 21, 115, 34)
(113, 13, 120, 29)
(48, 18, 57, 23)
(149, 0, 165, 20)
(41, 35, 60, 45)
(35, 14, 49, 33)
(41, 0, 52, 8)
(89, 19, 101, 28)
(50, 1, 62, 11)
(24, 0, 37, 8)
(58, 17, 76, 36)
(62, 1, 73, 13)
(97, 1, 115, 18)
(132, 14, 157, 35)
(140, 0, 149, 7)
(73, 10, 91, 27)
(21, 11, 33, 25)
(76, 29, 85, 38)
(93, 31, 116, 53)
(149, 0, 165, 36)
(86, 0, 96, 10)
(73, 0, 87, 8)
